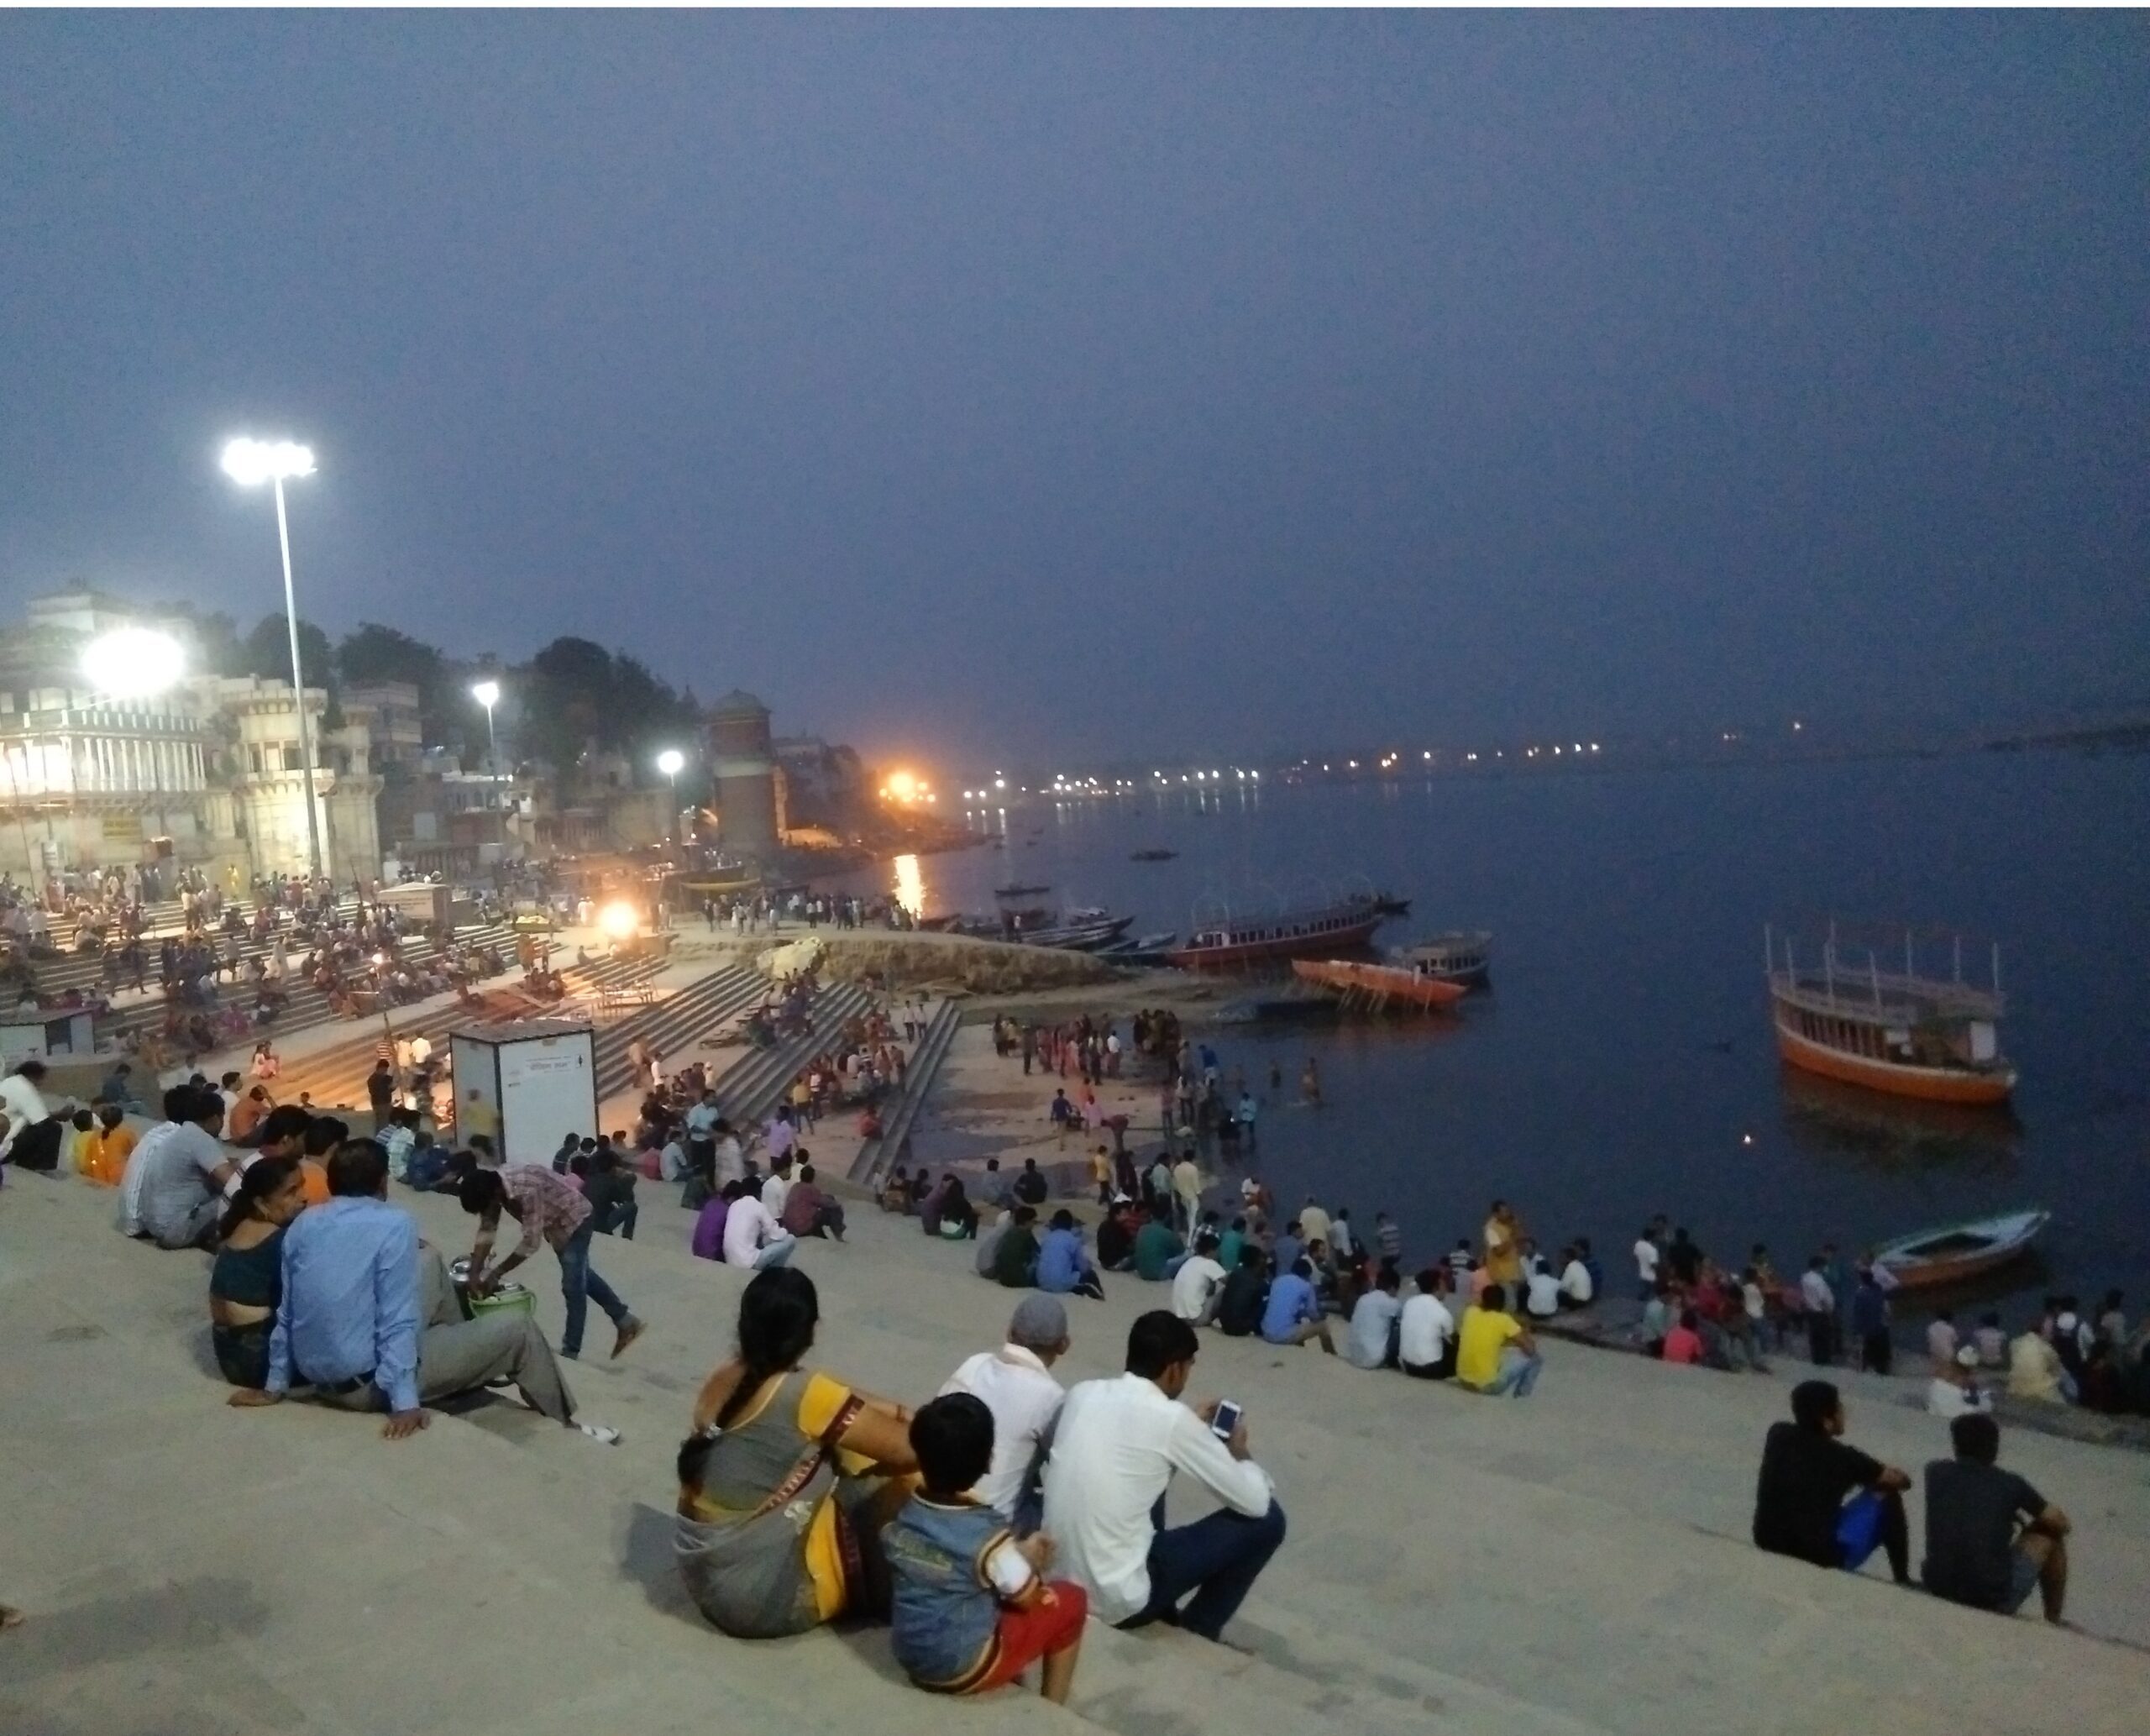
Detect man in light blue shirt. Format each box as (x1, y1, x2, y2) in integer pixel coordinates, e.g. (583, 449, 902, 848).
(236, 1138, 611, 1445)
(1258, 1258, 1336, 1353)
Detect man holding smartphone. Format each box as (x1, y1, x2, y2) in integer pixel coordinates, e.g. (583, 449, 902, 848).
(1041, 1311, 1287, 1643)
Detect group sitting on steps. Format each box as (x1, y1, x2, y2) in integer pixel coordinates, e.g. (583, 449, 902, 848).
(675, 1271, 1284, 1702)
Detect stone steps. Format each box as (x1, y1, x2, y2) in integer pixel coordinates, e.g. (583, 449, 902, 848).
(3, 1157, 2145, 1736)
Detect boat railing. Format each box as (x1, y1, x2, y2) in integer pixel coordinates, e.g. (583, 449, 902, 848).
(1770, 965, 2005, 1022)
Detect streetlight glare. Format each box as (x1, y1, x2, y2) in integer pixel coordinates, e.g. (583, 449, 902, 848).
(470, 679, 501, 709)
(220, 438, 317, 486)
(81, 627, 186, 700)
(656, 748, 685, 777)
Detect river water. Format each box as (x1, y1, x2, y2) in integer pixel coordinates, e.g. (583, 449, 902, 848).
(836, 750, 2150, 1319)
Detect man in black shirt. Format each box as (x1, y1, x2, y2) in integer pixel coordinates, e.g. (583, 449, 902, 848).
(1752, 1381, 1911, 1583)
(365, 1059, 396, 1135)
(1214, 1245, 1272, 1339)
(1922, 1413, 2070, 1622)
(1014, 1157, 1051, 1209)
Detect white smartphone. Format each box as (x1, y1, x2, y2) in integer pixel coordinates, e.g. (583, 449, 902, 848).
(1210, 1399, 1243, 1441)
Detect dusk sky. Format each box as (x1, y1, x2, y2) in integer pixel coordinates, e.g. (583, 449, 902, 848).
(2, 12, 2143, 768)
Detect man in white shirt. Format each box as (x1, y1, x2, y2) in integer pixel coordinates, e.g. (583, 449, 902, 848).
(760, 1156, 794, 1222)
(1171, 1153, 1203, 1234)
(1298, 1198, 1330, 1252)
(1170, 1233, 1228, 1326)
(0, 1059, 60, 1170)
(1523, 1262, 1562, 1319)
(1042, 1310, 1285, 1643)
(1558, 1246, 1596, 1308)
(1399, 1268, 1457, 1378)
(1633, 1229, 1660, 1302)
(1800, 1257, 1838, 1365)
(118, 1084, 237, 1247)
(1344, 1267, 1403, 1369)
(939, 1295, 1070, 1527)
(721, 1191, 794, 1271)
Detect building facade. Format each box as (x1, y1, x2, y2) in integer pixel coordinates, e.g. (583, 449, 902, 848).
(0, 588, 381, 889)
(708, 690, 781, 858)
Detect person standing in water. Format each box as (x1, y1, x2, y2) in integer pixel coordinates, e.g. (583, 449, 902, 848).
(1298, 1059, 1322, 1107)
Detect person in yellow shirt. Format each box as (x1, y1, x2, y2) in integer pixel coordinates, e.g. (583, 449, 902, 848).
(1455, 1285, 1543, 1397)
(77, 1104, 139, 1187)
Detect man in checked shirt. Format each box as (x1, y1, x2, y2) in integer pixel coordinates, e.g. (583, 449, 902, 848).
(460, 1161, 648, 1361)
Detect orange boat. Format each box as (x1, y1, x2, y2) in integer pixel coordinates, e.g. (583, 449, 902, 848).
(1292, 957, 1468, 1010)
(1765, 926, 2016, 1106)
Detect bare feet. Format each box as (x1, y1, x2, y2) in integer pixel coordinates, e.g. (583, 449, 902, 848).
(1, 1605, 24, 1630)
(611, 1317, 646, 1361)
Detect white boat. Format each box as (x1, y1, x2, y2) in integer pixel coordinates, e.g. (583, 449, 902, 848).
(1402, 930, 1492, 985)
(1869, 1209, 2049, 1290)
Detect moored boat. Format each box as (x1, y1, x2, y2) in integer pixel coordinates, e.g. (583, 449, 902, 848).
(994, 883, 1051, 898)
(1130, 848, 1177, 863)
(1869, 1209, 2049, 1290)
(1403, 930, 1492, 985)
(1166, 894, 1392, 970)
(1766, 926, 2016, 1105)
(1292, 957, 1467, 1010)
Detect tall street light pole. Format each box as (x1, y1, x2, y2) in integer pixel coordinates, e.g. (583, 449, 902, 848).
(471, 680, 501, 805)
(657, 748, 684, 844)
(223, 438, 325, 883)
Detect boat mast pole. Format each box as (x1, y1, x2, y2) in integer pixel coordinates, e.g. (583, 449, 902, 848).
(1824, 935, 1834, 1004)
(1764, 922, 1773, 983)
(1905, 929, 1914, 983)
(1992, 941, 2001, 994)
(1953, 934, 1962, 983)
(1869, 951, 1881, 1010)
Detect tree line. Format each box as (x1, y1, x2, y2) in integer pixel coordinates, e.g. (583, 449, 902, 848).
(162, 606, 703, 795)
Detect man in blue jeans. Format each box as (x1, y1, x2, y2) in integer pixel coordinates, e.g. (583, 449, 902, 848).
(459, 1164, 647, 1361)
(1043, 1312, 1287, 1644)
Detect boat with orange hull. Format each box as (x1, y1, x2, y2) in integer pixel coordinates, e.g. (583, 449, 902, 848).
(1292, 957, 1467, 1010)
(1167, 897, 1391, 970)
(1765, 925, 2016, 1106)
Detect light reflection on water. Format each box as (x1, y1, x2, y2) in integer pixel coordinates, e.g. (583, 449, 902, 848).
(892, 852, 926, 917)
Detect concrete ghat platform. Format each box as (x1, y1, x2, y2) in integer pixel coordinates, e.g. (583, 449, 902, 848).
(2, 1166, 2144, 1736)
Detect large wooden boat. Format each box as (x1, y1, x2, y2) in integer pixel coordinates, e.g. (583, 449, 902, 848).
(1403, 930, 1493, 986)
(1766, 926, 2016, 1105)
(1167, 896, 1391, 970)
(1870, 1209, 2048, 1290)
(1292, 957, 1467, 1010)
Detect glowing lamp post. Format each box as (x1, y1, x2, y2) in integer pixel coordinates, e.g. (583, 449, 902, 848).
(471, 679, 501, 804)
(656, 748, 685, 843)
(81, 627, 189, 845)
(221, 436, 324, 881)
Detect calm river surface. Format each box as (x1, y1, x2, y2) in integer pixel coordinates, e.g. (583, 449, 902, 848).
(838, 751, 2149, 1318)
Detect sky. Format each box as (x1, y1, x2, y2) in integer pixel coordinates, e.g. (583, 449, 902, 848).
(1, 11, 2144, 769)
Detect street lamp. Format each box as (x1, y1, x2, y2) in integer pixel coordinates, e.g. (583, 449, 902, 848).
(221, 436, 324, 882)
(656, 748, 684, 843)
(470, 679, 501, 803)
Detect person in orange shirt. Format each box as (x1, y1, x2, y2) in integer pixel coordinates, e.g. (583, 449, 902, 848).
(77, 1104, 139, 1187)
(248, 1105, 331, 1205)
(228, 1084, 274, 1145)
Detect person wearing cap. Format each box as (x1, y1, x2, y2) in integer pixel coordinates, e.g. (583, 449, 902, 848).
(1928, 1343, 1996, 1419)
(940, 1296, 1072, 1527)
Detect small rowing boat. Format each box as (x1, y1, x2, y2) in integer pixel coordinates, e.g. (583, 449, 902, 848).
(1869, 1209, 2049, 1290)
(994, 883, 1051, 899)
(1130, 849, 1177, 863)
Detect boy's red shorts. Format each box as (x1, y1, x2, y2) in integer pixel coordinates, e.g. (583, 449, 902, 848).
(968, 1581, 1089, 1692)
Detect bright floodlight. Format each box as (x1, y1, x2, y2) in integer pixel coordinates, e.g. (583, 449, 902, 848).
(81, 627, 186, 700)
(470, 679, 501, 709)
(656, 748, 684, 777)
(597, 899, 641, 941)
(220, 438, 316, 486)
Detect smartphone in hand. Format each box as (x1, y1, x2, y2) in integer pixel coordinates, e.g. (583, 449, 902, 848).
(1209, 1399, 1243, 1442)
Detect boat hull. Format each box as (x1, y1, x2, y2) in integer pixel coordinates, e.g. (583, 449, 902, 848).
(1168, 913, 1385, 970)
(1292, 957, 1467, 1007)
(1872, 1210, 2048, 1290)
(1773, 1020, 2015, 1106)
